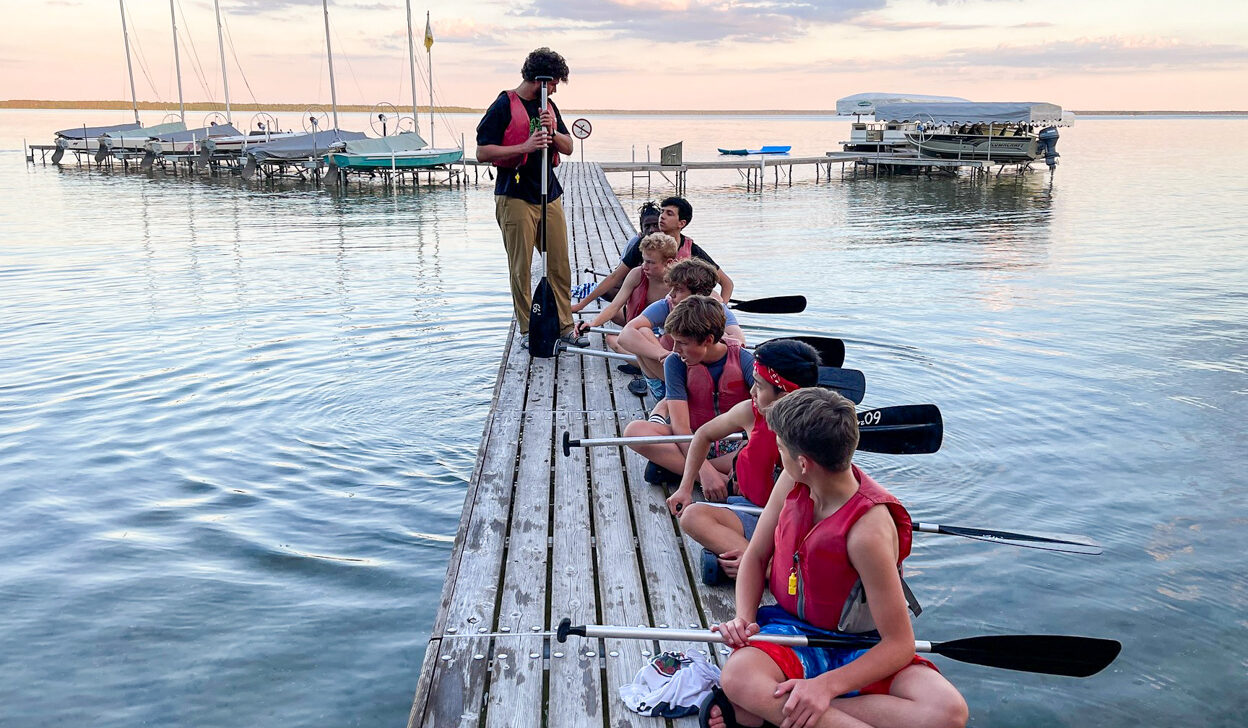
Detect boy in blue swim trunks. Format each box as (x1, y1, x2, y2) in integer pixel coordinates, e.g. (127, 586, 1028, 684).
(708, 389, 967, 728)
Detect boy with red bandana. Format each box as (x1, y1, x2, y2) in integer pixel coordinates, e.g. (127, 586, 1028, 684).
(667, 339, 820, 584)
(706, 389, 967, 728)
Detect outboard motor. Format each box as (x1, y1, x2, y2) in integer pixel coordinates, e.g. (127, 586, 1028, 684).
(1037, 126, 1060, 169)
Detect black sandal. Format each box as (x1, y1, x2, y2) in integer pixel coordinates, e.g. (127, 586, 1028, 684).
(699, 686, 738, 728)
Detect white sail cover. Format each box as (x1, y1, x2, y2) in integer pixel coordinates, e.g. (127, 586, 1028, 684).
(836, 92, 969, 115)
(246, 130, 367, 161)
(102, 121, 187, 139)
(55, 122, 141, 139)
(156, 124, 241, 142)
(339, 131, 428, 155)
(873, 101, 1065, 125)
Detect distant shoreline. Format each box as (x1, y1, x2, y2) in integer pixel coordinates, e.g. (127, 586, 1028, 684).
(3, 99, 1245, 116)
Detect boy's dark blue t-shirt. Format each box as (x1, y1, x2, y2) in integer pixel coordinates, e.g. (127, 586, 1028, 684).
(475, 91, 569, 205)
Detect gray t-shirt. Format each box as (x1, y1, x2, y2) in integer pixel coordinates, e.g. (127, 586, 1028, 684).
(641, 297, 738, 336)
(664, 347, 755, 402)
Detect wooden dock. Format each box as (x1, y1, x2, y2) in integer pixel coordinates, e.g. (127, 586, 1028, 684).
(407, 162, 734, 727)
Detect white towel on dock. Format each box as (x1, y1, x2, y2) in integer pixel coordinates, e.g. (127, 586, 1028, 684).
(619, 651, 720, 718)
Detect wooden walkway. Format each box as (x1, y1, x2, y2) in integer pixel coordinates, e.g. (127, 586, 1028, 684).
(408, 162, 734, 727)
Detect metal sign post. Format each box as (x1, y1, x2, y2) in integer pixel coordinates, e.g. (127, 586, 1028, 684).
(571, 118, 592, 163)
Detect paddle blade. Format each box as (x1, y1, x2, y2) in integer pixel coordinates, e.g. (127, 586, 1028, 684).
(857, 404, 943, 455)
(931, 635, 1122, 677)
(817, 367, 866, 404)
(930, 524, 1103, 555)
(781, 336, 846, 368)
(730, 295, 806, 314)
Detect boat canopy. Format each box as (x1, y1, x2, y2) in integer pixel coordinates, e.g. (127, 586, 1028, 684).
(102, 121, 187, 139)
(836, 93, 969, 116)
(873, 101, 1067, 126)
(246, 129, 367, 161)
(156, 124, 241, 142)
(339, 131, 428, 155)
(55, 122, 142, 139)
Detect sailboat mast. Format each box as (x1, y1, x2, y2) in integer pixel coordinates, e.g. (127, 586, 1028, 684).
(405, 0, 419, 133)
(169, 0, 185, 122)
(118, 0, 140, 124)
(322, 0, 340, 129)
(426, 11, 433, 146)
(213, 0, 232, 123)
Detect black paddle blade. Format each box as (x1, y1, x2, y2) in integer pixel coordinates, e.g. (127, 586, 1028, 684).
(730, 295, 806, 314)
(857, 404, 943, 455)
(932, 524, 1103, 555)
(817, 367, 866, 404)
(529, 276, 561, 358)
(763, 336, 845, 368)
(932, 635, 1122, 678)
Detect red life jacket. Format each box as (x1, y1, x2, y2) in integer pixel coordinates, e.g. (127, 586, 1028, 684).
(769, 466, 915, 632)
(685, 339, 749, 432)
(492, 90, 561, 169)
(734, 401, 780, 507)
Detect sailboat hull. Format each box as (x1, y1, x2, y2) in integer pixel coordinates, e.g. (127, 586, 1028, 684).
(326, 148, 463, 170)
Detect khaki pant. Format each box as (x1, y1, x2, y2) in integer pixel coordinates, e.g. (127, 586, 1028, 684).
(496, 195, 572, 335)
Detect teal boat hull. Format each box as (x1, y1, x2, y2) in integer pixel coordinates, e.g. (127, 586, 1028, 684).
(326, 149, 463, 170)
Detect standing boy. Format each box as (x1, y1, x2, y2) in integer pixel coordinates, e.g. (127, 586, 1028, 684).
(707, 389, 967, 728)
(475, 47, 585, 348)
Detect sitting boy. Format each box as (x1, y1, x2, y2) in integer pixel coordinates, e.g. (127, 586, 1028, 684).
(622, 295, 754, 485)
(573, 232, 681, 351)
(616, 258, 746, 400)
(707, 389, 967, 728)
(571, 201, 660, 310)
(571, 196, 733, 313)
(665, 339, 821, 584)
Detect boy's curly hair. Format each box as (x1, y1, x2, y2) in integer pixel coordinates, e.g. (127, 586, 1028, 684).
(522, 48, 569, 83)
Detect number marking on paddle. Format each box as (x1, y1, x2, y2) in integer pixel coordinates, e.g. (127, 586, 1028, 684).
(858, 409, 882, 426)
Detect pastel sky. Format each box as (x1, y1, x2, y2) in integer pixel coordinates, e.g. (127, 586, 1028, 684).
(3, 0, 1246, 110)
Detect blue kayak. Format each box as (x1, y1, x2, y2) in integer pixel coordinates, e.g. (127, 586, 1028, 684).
(717, 145, 791, 155)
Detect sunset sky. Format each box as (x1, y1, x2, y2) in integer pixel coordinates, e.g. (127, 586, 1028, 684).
(3, 0, 1245, 111)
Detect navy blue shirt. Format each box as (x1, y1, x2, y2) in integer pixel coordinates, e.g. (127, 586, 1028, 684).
(476, 91, 569, 205)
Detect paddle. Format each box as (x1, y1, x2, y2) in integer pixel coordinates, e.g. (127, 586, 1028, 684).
(562, 404, 940, 457)
(556, 619, 1120, 678)
(700, 503, 1101, 555)
(729, 295, 806, 314)
(586, 327, 846, 368)
(556, 344, 866, 403)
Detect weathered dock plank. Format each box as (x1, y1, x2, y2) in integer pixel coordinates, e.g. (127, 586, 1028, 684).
(411, 163, 729, 727)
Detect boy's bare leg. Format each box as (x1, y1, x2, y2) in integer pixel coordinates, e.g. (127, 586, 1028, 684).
(679, 504, 748, 577)
(636, 353, 665, 380)
(720, 649, 961, 728)
(823, 664, 968, 728)
(680, 504, 747, 553)
(622, 420, 690, 474)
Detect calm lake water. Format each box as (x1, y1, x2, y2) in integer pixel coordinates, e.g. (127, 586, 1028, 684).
(1, 109, 1245, 726)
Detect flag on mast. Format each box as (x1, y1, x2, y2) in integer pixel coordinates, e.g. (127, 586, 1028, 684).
(423, 12, 434, 51)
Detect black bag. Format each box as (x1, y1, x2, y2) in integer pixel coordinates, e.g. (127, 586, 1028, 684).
(529, 275, 560, 358)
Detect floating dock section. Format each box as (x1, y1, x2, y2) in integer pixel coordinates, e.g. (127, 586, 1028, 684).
(408, 162, 732, 727)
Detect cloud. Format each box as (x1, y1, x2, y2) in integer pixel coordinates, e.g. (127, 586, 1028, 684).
(224, 0, 395, 16)
(930, 37, 1248, 73)
(847, 15, 991, 31)
(513, 0, 885, 43)
(844, 15, 1055, 31)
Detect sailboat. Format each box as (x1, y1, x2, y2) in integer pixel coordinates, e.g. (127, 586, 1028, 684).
(52, 0, 144, 162)
(326, 6, 463, 177)
(240, 0, 364, 180)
